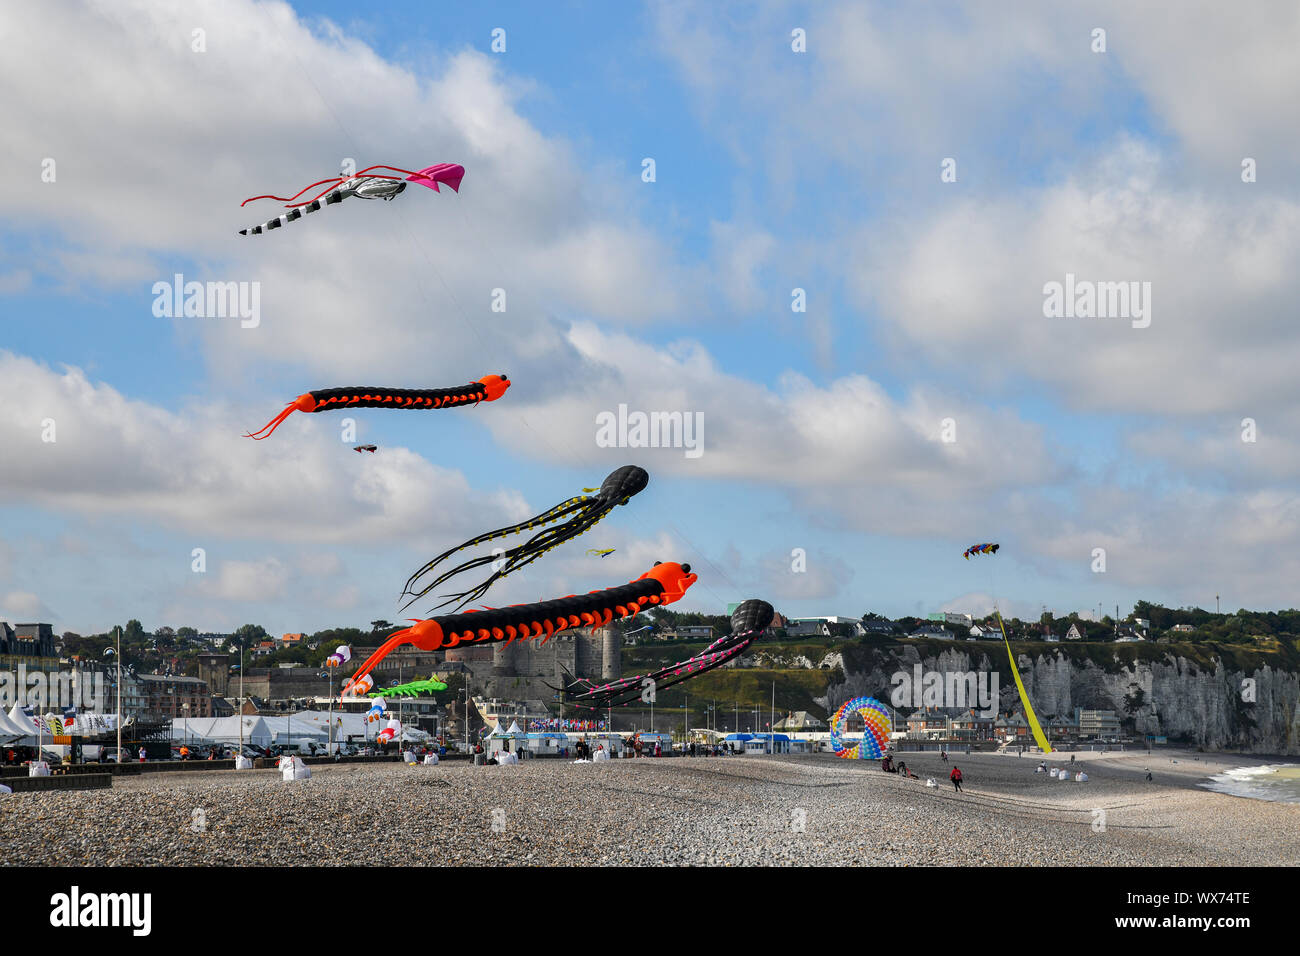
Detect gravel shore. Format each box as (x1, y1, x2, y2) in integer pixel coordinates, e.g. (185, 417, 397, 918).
(2, 750, 1296, 866)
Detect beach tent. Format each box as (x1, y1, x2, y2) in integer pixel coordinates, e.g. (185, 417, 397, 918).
(3, 704, 38, 745)
(7, 703, 39, 733)
(0, 708, 36, 743)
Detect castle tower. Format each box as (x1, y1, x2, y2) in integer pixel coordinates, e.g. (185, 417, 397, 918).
(197, 653, 230, 697)
(492, 640, 513, 677)
(601, 627, 620, 682)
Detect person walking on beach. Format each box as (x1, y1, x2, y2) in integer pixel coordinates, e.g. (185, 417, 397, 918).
(949, 766, 963, 792)
(941, 750, 947, 763)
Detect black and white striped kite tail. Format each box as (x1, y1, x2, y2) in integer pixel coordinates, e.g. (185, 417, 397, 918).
(239, 188, 349, 236)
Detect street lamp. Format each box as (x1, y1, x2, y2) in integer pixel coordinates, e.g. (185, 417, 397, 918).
(115, 627, 122, 762)
(238, 640, 245, 755)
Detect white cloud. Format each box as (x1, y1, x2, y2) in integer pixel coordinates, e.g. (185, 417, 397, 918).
(0, 351, 529, 546)
(855, 142, 1300, 421)
(1, 591, 55, 621)
(206, 558, 290, 603)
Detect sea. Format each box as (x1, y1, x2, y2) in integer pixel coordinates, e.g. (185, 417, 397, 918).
(1199, 763, 1300, 804)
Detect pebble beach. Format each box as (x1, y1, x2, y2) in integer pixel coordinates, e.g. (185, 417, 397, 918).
(3, 749, 1296, 866)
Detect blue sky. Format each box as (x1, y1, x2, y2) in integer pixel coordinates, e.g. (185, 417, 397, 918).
(2, 1, 1298, 636)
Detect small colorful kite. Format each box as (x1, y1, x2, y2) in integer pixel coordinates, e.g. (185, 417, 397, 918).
(346, 561, 698, 694)
(963, 543, 1000, 560)
(367, 677, 448, 699)
(238, 163, 464, 235)
(353, 444, 378, 454)
(324, 645, 352, 668)
(400, 464, 649, 612)
(244, 375, 510, 440)
(564, 599, 774, 710)
(377, 718, 403, 744)
(342, 673, 374, 697)
(586, 548, 616, 558)
(829, 697, 891, 759)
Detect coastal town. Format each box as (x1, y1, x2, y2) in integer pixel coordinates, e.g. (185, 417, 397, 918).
(2, 601, 1284, 764)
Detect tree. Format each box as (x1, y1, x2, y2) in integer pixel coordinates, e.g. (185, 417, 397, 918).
(232, 624, 269, 650)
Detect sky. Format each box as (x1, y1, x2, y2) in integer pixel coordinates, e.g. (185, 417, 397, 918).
(1, 0, 1298, 636)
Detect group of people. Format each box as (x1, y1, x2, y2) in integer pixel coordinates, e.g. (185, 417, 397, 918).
(879, 753, 917, 778)
(879, 751, 965, 792)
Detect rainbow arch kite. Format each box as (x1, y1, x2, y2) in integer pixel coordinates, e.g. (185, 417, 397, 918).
(829, 696, 892, 759)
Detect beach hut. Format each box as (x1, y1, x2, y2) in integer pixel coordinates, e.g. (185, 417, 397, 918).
(635, 732, 673, 755)
(523, 732, 568, 756)
(585, 732, 625, 756)
(722, 733, 753, 753)
(486, 720, 528, 757)
(744, 733, 793, 754)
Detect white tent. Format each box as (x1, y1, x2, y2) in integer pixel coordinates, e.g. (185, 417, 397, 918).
(170, 715, 275, 747)
(289, 709, 372, 742)
(169, 711, 433, 750)
(0, 708, 34, 743)
(2, 704, 38, 744)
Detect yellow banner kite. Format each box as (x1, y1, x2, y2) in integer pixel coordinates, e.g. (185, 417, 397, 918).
(997, 610, 1052, 753)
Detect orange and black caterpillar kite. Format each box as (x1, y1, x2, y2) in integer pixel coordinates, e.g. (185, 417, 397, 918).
(563, 598, 775, 710)
(244, 375, 511, 440)
(344, 561, 698, 695)
(400, 464, 648, 612)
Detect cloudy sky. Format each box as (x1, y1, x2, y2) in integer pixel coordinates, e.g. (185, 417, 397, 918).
(2, 0, 1297, 635)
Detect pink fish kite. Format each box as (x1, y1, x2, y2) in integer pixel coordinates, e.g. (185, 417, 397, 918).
(238, 163, 464, 235)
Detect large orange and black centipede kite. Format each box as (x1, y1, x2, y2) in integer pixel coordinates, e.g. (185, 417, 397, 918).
(343, 561, 698, 696)
(400, 464, 649, 612)
(243, 375, 511, 440)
